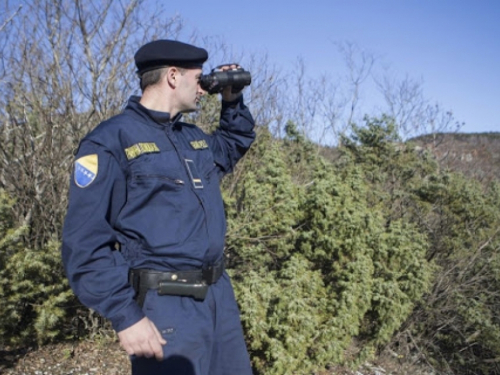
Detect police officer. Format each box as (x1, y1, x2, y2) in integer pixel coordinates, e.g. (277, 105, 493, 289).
(62, 40, 255, 375)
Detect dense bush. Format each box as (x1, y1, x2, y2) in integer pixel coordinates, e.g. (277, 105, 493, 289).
(338, 118, 500, 374)
(225, 120, 433, 374)
(0, 191, 73, 345)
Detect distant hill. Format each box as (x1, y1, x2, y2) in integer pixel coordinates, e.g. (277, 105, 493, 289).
(410, 132, 500, 184)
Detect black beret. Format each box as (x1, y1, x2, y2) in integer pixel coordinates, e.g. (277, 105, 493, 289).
(134, 39, 208, 75)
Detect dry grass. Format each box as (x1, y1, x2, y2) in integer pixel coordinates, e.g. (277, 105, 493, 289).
(0, 341, 440, 375)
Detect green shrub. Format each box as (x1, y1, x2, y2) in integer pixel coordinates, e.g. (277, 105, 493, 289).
(0, 190, 73, 346)
(227, 120, 433, 373)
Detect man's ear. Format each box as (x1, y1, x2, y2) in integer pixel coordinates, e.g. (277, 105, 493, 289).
(166, 67, 178, 88)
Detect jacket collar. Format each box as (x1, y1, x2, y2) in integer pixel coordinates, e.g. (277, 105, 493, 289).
(127, 96, 183, 127)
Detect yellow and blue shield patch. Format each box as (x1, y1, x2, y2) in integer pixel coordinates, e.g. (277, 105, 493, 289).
(74, 154, 98, 188)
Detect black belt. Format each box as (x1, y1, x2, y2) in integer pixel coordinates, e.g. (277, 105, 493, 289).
(129, 260, 225, 307)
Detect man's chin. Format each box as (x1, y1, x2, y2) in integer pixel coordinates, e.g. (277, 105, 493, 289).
(181, 107, 199, 114)
(182, 103, 201, 113)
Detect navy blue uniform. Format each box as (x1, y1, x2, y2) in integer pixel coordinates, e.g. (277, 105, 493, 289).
(62, 95, 255, 374)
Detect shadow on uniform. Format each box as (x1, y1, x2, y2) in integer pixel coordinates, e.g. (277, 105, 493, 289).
(132, 354, 196, 375)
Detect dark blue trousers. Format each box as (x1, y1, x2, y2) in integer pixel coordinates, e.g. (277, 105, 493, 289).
(131, 273, 252, 375)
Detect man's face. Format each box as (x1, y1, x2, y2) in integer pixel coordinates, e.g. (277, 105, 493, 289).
(176, 67, 205, 113)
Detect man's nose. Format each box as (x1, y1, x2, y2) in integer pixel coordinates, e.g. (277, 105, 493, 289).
(198, 84, 207, 95)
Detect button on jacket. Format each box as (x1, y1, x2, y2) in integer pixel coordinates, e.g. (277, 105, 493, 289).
(62, 95, 256, 332)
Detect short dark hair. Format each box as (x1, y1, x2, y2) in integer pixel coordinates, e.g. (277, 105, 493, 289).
(140, 67, 166, 92)
(139, 66, 187, 92)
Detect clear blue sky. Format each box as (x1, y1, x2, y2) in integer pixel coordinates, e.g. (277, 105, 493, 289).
(170, 0, 499, 134)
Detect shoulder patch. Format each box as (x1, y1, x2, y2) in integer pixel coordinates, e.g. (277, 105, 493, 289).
(125, 142, 160, 160)
(190, 140, 208, 150)
(74, 154, 98, 188)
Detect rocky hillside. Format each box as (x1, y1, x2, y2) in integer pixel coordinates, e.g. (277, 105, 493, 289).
(411, 132, 500, 184)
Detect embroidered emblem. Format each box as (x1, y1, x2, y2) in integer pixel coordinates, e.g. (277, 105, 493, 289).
(190, 140, 208, 150)
(74, 154, 98, 188)
(125, 142, 160, 160)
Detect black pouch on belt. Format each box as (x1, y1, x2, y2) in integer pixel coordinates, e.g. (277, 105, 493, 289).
(129, 259, 224, 307)
(158, 281, 208, 300)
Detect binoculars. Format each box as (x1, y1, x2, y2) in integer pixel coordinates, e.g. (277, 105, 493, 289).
(199, 66, 252, 94)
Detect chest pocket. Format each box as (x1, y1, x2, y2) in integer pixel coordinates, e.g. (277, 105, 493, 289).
(128, 150, 184, 191)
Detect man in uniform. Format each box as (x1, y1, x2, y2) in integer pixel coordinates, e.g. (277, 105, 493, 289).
(62, 39, 255, 375)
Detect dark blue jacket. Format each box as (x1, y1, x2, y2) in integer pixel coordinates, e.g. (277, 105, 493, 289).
(62, 96, 255, 332)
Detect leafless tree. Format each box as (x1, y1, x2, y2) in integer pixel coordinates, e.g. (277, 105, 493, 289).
(0, 0, 184, 248)
(280, 42, 376, 147)
(375, 70, 463, 140)
(338, 41, 375, 128)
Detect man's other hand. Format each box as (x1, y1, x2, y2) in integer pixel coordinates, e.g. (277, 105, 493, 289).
(118, 317, 167, 361)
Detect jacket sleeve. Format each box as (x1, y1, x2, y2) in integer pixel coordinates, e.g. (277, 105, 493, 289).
(207, 96, 256, 174)
(61, 139, 144, 332)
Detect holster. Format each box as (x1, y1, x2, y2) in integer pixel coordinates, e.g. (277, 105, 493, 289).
(158, 281, 208, 300)
(129, 259, 224, 307)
